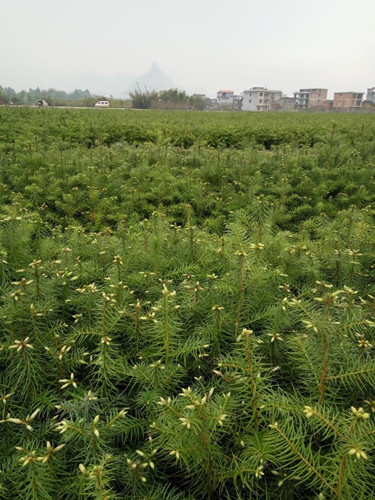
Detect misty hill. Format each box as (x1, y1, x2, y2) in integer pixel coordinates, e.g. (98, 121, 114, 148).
(71, 73, 137, 97)
(71, 64, 175, 98)
(126, 63, 175, 95)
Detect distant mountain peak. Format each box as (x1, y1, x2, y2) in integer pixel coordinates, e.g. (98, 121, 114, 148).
(128, 63, 175, 92)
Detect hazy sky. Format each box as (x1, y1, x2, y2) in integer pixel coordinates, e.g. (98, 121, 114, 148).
(2, 0, 374, 97)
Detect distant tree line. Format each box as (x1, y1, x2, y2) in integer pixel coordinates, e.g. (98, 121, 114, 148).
(0, 86, 103, 106)
(0, 85, 206, 110)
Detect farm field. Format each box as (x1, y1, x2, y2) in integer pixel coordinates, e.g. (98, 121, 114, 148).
(0, 107, 375, 499)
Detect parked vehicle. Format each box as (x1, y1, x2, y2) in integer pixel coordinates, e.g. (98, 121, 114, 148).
(95, 100, 109, 108)
(37, 99, 48, 107)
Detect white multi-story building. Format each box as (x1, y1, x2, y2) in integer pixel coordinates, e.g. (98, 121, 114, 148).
(366, 87, 375, 104)
(242, 87, 282, 111)
(217, 90, 235, 107)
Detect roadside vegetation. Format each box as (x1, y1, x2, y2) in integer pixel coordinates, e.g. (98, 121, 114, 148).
(0, 107, 374, 499)
(0, 86, 205, 109)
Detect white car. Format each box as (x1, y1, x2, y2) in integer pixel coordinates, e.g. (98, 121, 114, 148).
(95, 100, 109, 108)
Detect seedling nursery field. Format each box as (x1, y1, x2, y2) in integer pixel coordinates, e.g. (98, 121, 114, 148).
(0, 107, 375, 499)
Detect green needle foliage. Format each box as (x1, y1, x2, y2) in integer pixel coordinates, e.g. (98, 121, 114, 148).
(0, 107, 374, 498)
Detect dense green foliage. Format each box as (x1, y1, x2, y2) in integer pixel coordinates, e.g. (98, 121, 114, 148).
(0, 108, 375, 499)
(129, 88, 205, 110)
(0, 86, 205, 109)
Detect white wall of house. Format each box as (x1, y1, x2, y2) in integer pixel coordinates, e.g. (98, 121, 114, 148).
(217, 91, 234, 107)
(366, 87, 375, 103)
(242, 89, 261, 111)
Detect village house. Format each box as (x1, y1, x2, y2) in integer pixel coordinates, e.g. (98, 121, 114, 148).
(217, 90, 234, 107)
(294, 88, 329, 110)
(365, 87, 375, 104)
(277, 96, 297, 111)
(216, 90, 242, 110)
(333, 92, 364, 111)
(242, 87, 282, 111)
